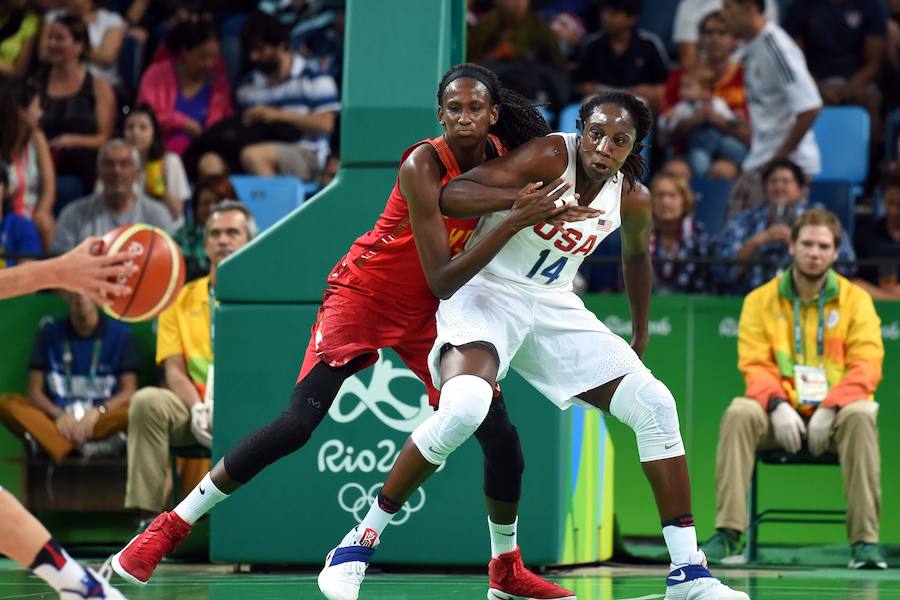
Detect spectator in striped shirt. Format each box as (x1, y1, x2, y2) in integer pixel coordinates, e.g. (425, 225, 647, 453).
(235, 11, 340, 182)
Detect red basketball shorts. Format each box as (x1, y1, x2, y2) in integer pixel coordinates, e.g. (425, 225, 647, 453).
(297, 261, 441, 406)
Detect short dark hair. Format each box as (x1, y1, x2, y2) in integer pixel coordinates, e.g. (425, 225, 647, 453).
(240, 11, 289, 51)
(698, 10, 723, 35)
(762, 157, 805, 188)
(207, 199, 257, 240)
(737, 0, 765, 14)
(601, 0, 642, 17)
(166, 15, 218, 54)
(124, 104, 165, 162)
(791, 208, 842, 248)
(52, 14, 91, 61)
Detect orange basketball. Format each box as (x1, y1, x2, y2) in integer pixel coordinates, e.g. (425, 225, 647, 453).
(100, 225, 186, 322)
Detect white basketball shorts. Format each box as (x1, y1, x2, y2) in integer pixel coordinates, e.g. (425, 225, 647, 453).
(428, 273, 647, 409)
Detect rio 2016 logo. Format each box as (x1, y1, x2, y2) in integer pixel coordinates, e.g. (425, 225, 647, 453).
(320, 353, 438, 526)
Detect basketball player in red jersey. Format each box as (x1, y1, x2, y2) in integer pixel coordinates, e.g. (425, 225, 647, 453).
(112, 63, 598, 599)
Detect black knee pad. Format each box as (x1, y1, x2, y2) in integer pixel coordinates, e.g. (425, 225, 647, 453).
(223, 359, 362, 484)
(474, 391, 525, 503)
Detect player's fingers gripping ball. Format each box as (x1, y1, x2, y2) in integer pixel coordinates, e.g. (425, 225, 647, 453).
(98, 225, 186, 321)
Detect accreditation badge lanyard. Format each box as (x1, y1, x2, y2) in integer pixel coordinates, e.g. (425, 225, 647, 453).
(62, 337, 102, 406)
(792, 294, 828, 406)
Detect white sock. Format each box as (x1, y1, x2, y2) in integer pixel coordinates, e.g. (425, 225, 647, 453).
(31, 542, 86, 592)
(663, 524, 698, 566)
(173, 473, 228, 525)
(357, 492, 400, 538)
(488, 517, 517, 558)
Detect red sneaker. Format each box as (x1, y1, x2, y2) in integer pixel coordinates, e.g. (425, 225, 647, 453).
(111, 512, 191, 585)
(488, 547, 576, 600)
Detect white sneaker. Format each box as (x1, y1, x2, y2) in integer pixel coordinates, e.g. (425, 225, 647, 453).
(664, 551, 749, 600)
(59, 567, 128, 599)
(318, 526, 379, 600)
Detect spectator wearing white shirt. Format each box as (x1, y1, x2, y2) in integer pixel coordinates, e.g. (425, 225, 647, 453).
(721, 0, 823, 217)
(673, 0, 779, 69)
(235, 11, 339, 181)
(41, 0, 126, 87)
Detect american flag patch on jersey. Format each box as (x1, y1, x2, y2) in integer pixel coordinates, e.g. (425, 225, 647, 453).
(596, 219, 614, 232)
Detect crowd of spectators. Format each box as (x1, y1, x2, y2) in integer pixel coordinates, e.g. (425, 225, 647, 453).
(464, 0, 898, 296)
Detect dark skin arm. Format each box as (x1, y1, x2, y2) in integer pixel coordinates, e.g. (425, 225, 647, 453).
(773, 108, 820, 160)
(403, 144, 572, 300)
(619, 182, 653, 359)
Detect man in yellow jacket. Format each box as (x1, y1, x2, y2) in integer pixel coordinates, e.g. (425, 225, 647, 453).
(702, 208, 885, 569)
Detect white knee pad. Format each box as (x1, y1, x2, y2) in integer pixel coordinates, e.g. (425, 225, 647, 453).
(610, 371, 684, 462)
(411, 375, 493, 465)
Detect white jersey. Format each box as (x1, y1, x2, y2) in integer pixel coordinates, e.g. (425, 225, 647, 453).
(468, 132, 623, 292)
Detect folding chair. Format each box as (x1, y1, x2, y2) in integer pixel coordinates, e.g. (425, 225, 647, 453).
(746, 448, 845, 561)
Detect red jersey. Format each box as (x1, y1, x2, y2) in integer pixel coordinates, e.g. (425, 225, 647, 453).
(343, 134, 506, 304)
(663, 63, 749, 120)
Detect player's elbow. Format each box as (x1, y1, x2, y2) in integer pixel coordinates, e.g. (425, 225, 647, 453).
(426, 275, 457, 300)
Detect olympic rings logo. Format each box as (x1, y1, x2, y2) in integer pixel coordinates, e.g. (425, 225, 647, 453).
(337, 482, 426, 526)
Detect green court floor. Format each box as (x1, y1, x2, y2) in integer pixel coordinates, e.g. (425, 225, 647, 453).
(2, 562, 900, 599)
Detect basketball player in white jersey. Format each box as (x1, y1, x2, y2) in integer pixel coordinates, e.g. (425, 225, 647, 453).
(319, 92, 749, 600)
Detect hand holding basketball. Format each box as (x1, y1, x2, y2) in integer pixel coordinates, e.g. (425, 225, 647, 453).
(52, 237, 140, 305)
(99, 225, 186, 322)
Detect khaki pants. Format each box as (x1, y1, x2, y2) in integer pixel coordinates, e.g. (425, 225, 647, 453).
(0, 393, 129, 462)
(124, 387, 210, 513)
(715, 397, 881, 544)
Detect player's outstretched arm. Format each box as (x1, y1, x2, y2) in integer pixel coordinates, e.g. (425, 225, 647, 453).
(439, 136, 568, 218)
(620, 183, 653, 359)
(0, 237, 136, 303)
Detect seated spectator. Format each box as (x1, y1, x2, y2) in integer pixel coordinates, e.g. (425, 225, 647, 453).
(713, 158, 856, 294)
(784, 0, 886, 138)
(468, 0, 569, 108)
(672, 0, 778, 69)
(0, 290, 138, 462)
(659, 154, 694, 182)
(0, 163, 41, 267)
(235, 11, 339, 181)
(173, 174, 236, 282)
(702, 208, 886, 570)
(196, 150, 228, 180)
(853, 174, 900, 300)
(721, 0, 822, 218)
(1, 79, 56, 249)
(0, 0, 39, 77)
(51, 139, 174, 254)
(575, 0, 670, 114)
(658, 64, 748, 179)
(38, 14, 115, 193)
(649, 172, 711, 293)
(259, 0, 345, 81)
(124, 200, 254, 521)
(42, 0, 126, 87)
(137, 16, 233, 155)
(661, 10, 750, 179)
(123, 105, 189, 220)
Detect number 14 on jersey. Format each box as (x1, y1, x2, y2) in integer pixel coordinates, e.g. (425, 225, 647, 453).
(526, 250, 568, 284)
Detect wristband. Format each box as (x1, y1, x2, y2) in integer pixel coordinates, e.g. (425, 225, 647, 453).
(766, 396, 786, 414)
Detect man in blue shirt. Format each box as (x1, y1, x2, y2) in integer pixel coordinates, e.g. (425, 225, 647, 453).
(0, 291, 139, 461)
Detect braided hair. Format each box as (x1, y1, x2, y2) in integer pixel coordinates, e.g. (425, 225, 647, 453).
(437, 63, 550, 150)
(578, 91, 653, 191)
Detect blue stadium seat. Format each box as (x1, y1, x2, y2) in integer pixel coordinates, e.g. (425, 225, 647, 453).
(557, 102, 581, 133)
(229, 176, 306, 232)
(54, 175, 84, 217)
(535, 104, 555, 129)
(809, 180, 855, 238)
(811, 106, 869, 186)
(690, 178, 733, 235)
(636, 0, 679, 59)
(581, 229, 621, 292)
